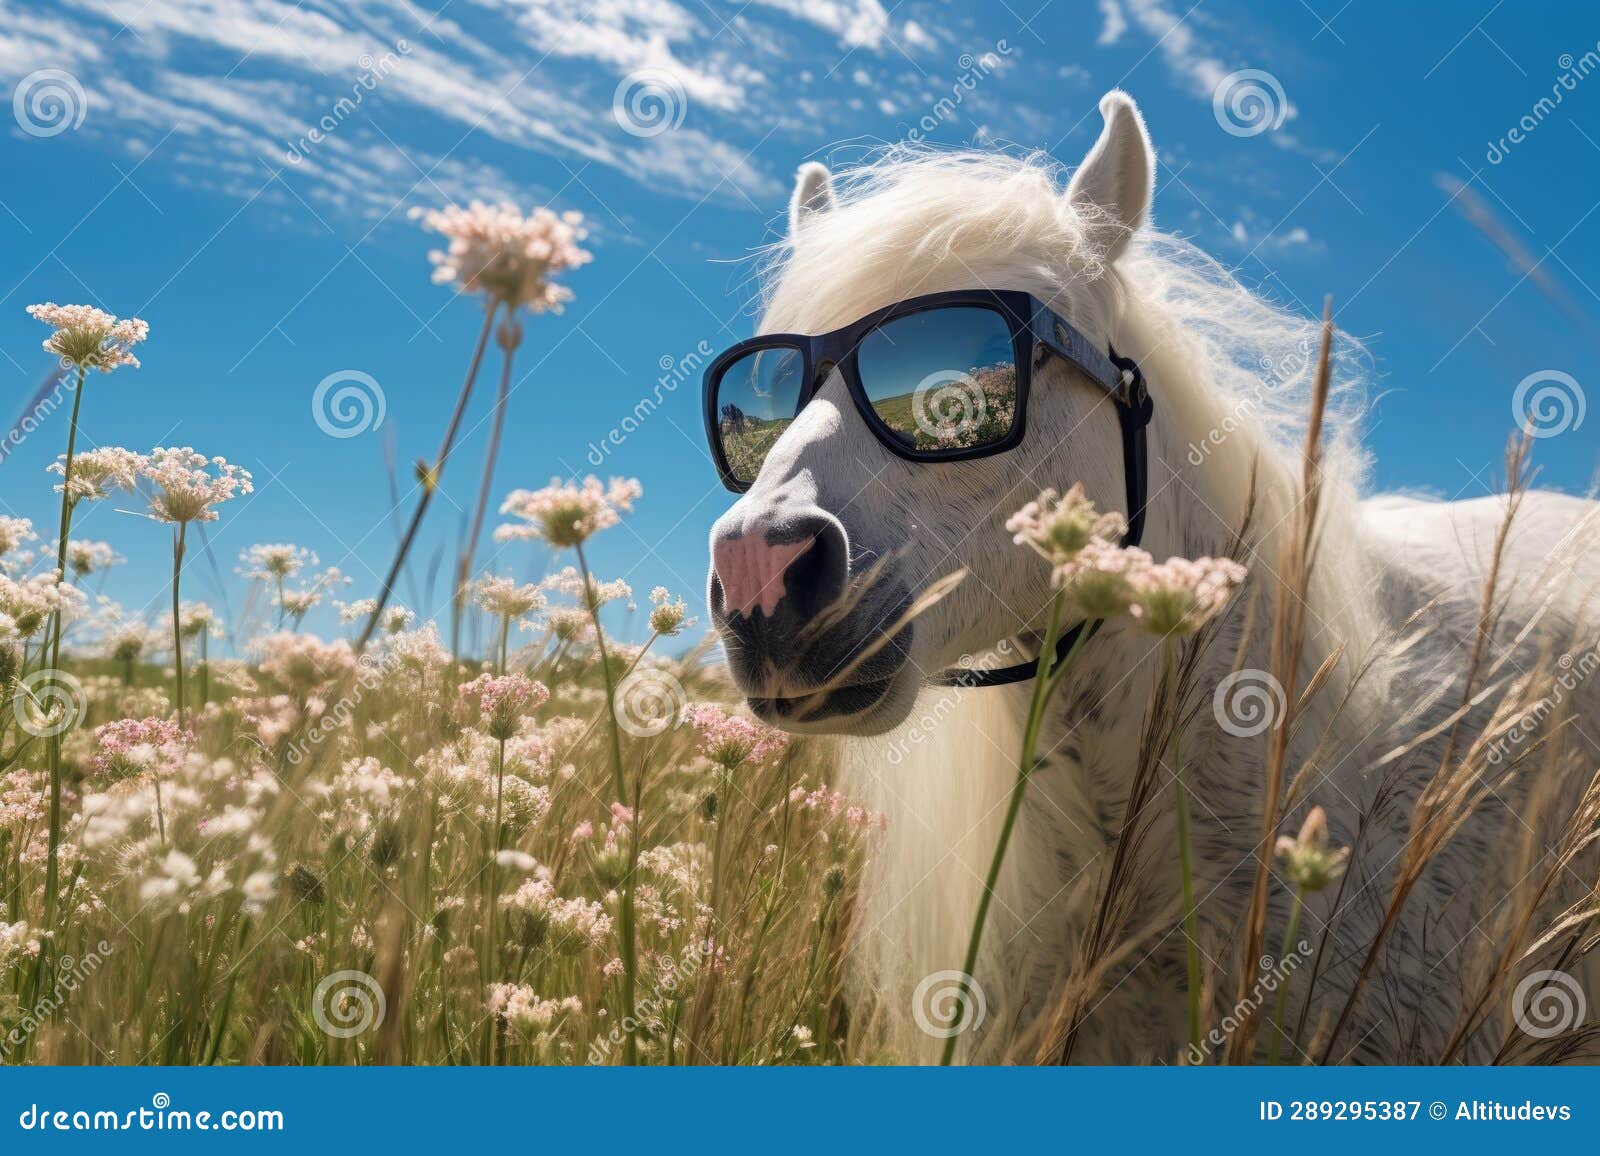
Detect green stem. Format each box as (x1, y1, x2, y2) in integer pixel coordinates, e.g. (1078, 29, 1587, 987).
(454, 321, 519, 659)
(482, 736, 505, 1065)
(1266, 890, 1304, 1066)
(940, 590, 1072, 1066)
(1166, 639, 1202, 1058)
(574, 541, 638, 1064)
(356, 302, 498, 653)
(171, 523, 188, 728)
(41, 365, 86, 937)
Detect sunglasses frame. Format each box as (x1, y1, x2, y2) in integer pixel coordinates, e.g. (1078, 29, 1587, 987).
(702, 288, 1142, 493)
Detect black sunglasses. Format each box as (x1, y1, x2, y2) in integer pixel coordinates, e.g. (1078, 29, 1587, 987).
(702, 288, 1150, 494)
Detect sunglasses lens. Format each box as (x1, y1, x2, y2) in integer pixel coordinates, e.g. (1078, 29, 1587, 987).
(857, 306, 1018, 452)
(714, 345, 806, 485)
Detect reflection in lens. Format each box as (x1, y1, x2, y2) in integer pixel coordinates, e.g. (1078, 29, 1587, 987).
(717, 345, 805, 483)
(856, 307, 1017, 452)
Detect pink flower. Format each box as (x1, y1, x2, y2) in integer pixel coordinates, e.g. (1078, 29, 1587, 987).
(1126, 555, 1248, 636)
(1006, 483, 1125, 567)
(92, 716, 189, 779)
(494, 476, 641, 548)
(686, 704, 789, 769)
(459, 672, 549, 739)
(26, 303, 148, 372)
(415, 202, 592, 313)
(570, 820, 594, 842)
(609, 801, 634, 826)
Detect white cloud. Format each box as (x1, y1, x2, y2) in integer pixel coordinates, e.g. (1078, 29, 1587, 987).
(745, 0, 889, 50)
(1096, 0, 1127, 46)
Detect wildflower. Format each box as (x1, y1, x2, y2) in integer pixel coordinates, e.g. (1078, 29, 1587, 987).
(256, 632, 356, 691)
(485, 983, 584, 1041)
(0, 573, 68, 638)
(459, 673, 550, 740)
(49, 446, 141, 501)
(471, 574, 545, 619)
(137, 447, 253, 524)
(238, 543, 316, 582)
(1061, 540, 1152, 617)
(26, 302, 148, 372)
(543, 607, 593, 643)
(416, 202, 592, 313)
(92, 717, 188, 779)
(66, 538, 122, 577)
(1007, 483, 1125, 568)
(686, 704, 789, 769)
(241, 870, 277, 914)
(1275, 806, 1350, 893)
(1127, 556, 1248, 636)
(543, 565, 631, 611)
(170, 601, 222, 642)
(495, 849, 537, 872)
(0, 920, 42, 963)
(495, 476, 641, 548)
(647, 586, 691, 637)
(501, 873, 611, 953)
(276, 587, 322, 622)
(609, 801, 633, 826)
(0, 516, 36, 560)
(336, 598, 414, 633)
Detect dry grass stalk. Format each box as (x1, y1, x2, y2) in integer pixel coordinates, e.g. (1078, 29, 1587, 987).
(1225, 297, 1334, 1063)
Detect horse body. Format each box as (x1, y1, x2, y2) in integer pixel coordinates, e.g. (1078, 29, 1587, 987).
(708, 92, 1600, 1063)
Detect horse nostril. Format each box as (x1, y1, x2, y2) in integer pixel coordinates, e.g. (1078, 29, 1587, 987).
(712, 512, 848, 621)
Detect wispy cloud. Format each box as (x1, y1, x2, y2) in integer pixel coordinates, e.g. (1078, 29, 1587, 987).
(4, 0, 951, 221)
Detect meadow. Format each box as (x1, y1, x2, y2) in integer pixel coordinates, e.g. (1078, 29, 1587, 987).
(2, 198, 1597, 1068)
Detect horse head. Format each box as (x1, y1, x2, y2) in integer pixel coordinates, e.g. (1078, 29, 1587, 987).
(707, 92, 1157, 736)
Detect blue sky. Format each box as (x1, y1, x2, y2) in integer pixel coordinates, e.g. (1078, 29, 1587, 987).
(1, 0, 1596, 647)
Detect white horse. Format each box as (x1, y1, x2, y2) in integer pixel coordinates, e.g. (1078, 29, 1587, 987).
(706, 91, 1600, 1063)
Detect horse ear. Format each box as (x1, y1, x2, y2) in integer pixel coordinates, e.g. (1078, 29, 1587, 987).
(789, 162, 836, 235)
(1066, 91, 1155, 261)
